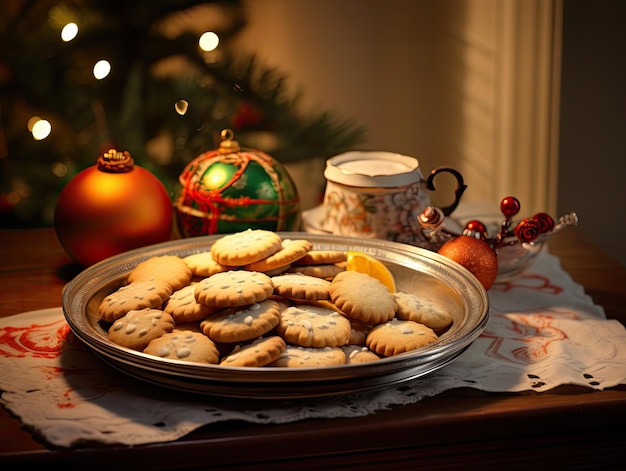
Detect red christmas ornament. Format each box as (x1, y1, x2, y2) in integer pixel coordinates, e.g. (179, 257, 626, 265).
(514, 217, 541, 244)
(500, 196, 521, 219)
(54, 149, 173, 267)
(532, 212, 555, 234)
(463, 219, 488, 240)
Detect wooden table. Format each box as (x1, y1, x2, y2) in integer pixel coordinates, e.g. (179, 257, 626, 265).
(1, 228, 625, 469)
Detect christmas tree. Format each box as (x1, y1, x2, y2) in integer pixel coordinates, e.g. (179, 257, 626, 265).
(0, 0, 365, 228)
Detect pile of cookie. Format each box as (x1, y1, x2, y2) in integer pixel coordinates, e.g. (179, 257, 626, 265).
(98, 229, 453, 368)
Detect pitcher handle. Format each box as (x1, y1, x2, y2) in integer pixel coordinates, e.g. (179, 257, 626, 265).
(426, 167, 467, 216)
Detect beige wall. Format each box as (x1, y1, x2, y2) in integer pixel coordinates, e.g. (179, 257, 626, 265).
(232, 0, 441, 160)
(233, 0, 625, 265)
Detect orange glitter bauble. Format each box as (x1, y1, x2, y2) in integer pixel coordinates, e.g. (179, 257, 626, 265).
(438, 235, 498, 290)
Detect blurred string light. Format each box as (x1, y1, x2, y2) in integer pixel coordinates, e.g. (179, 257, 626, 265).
(61, 23, 78, 42)
(51, 161, 69, 178)
(28, 116, 51, 140)
(175, 99, 189, 115)
(199, 31, 219, 52)
(93, 60, 111, 80)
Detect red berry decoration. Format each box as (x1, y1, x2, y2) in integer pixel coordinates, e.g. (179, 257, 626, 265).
(463, 219, 488, 240)
(500, 196, 521, 219)
(532, 212, 555, 234)
(514, 217, 541, 244)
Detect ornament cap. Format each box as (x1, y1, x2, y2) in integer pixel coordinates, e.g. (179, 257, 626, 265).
(218, 129, 241, 154)
(97, 149, 134, 173)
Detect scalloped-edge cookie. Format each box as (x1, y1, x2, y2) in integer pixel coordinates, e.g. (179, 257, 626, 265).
(276, 303, 351, 348)
(366, 318, 438, 356)
(144, 330, 219, 364)
(194, 270, 274, 308)
(108, 308, 175, 351)
(269, 346, 346, 367)
(210, 229, 282, 266)
(329, 270, 397, 324)
(220, 336, 287, 367)
(200, 299, 281, 343)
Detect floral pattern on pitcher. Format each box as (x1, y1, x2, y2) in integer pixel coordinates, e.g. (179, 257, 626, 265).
(320, 181, 431, 246)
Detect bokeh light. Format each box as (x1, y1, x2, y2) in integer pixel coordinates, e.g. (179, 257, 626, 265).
(61, 23, 78, 42)
(30, 118, 51, 140)
(93, 60, 111, 79)
(175, 100, 189, 115)
(199, 32, 219, 52)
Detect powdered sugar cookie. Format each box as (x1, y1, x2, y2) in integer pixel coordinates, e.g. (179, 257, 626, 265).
(346, 318, 370, 345)
(329, 270, 397, 324)
(108, 308, 175, 351)
(164, 284, 219, 323)
(292, 250, 347, 266)
(200, 299, 281, 343)
(366, 318, 438, 356)
(271, 273, 331, 300)
(393, 291, 453, 330)
(98, 279, 172, 323)
(210, 229, 282, 266)
(342, 345, 381, 364)
(269, 346, 346, 367)
(194, 270, 274, 308)
(220, 335, 287, 367)
(245, 239, 313, 273)
(276, 303, 351, 348)
(288, 264, 344, 279)
(144, 330, 219, 364)
(127, 255, 192, 291)
(183, 251, 235, 277)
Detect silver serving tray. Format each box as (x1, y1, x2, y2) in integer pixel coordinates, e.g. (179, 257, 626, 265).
(62, 232, 489, 399)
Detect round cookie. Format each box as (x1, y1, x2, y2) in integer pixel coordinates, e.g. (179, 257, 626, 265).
(292, 250, 347, 266)
(144, 330, 219, 364)
(220, 336, 287, 367)
(329, 270, 397, 324)
(210, 229, 282, 266)
(164, 284, 220, 323)
(200, 299, 281, 343)
(194, 270, 274, 308)
(366, 318, 438, 357)
(276, 303, 351, 348)
(347, 318, 371, 345)
(269, 346, 346, 367)
(127, 255, 193, 291)
(98, 279, 173, 323)
(342, 345, 381, 364)
(288, 264, 344, 279)
(271, 273, 331, 300)
(393, 291, 453, 330)
(245, 239, 313, 273)
(183, 251, 235, 277)
(107, 308, 175, 351)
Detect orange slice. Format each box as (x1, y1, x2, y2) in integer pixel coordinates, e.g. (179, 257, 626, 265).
(346, 251, 396, 292)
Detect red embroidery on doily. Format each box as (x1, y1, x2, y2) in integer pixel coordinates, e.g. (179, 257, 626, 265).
(481, 311, 571, 363)
(0, 320, 70, 359)
(58, 388, 76, 409)
(493, 274, 563, 295)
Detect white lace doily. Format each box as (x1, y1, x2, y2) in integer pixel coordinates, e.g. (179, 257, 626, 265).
(1, 249, 625, 447)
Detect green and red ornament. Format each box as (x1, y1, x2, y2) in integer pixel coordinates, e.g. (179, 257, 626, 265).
(174, 129, 301, 237)
(54, 149, 173, 267)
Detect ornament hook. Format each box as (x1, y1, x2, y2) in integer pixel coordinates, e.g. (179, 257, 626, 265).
(97, 149, 134, 173)
(219, 129, 241, 154)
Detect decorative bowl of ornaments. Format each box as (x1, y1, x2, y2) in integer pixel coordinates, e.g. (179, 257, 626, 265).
(418, 196, 579, 282)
